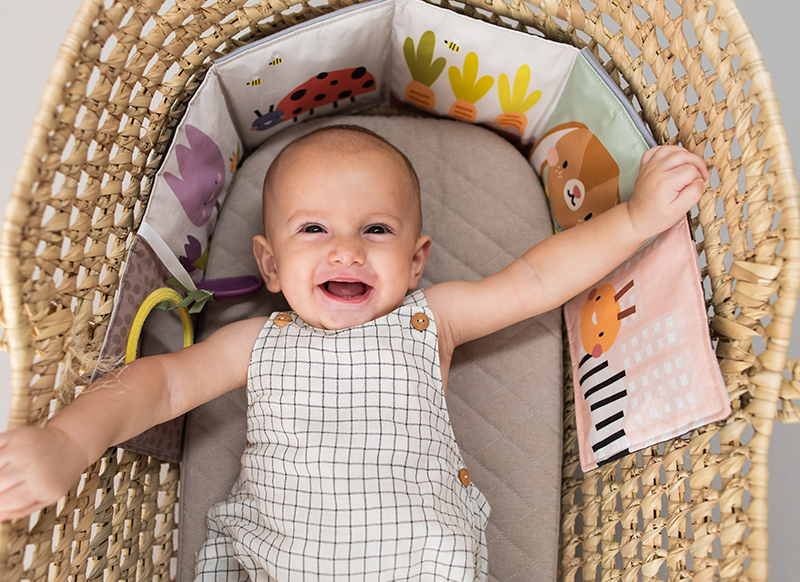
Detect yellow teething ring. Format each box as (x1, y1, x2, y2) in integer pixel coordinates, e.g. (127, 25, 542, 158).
(125, 288, 194, 363)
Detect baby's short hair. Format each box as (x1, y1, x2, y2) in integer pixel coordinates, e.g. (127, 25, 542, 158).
(262, 124, 422, 235)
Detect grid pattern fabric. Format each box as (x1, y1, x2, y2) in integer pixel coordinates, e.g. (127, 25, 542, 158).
(195, 290, 489, 581)
(179, 114, 562, 582)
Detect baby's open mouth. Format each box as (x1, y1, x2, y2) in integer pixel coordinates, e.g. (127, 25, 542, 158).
(323, 281, 368, 298)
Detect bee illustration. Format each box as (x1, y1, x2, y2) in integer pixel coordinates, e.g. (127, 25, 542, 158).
(246, 79, 262, 86)
(444, 40, 460, 52)
(269, 57, 283, 66)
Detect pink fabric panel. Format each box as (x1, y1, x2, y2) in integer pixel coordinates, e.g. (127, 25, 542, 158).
(565, 218, 731, 472)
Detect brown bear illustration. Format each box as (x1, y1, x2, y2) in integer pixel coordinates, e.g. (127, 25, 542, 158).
(531, 121, 620, 230)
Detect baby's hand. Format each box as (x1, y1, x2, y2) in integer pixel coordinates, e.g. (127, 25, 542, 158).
(0, 426, 88, 521)
(627, 145, 709, 240)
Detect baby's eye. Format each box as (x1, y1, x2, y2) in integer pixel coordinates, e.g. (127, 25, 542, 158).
(301, 224, 325, 233)
(364, 225, 389, 235)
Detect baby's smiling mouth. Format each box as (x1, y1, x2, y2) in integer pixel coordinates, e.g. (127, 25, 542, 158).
(323, 281, 369, 298)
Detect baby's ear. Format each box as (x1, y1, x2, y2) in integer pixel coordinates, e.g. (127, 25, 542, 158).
(408, 235, 432, 289)
(253, 235, 281, 292)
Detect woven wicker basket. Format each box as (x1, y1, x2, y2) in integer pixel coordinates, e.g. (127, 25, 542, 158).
(1, 0, 798, 580)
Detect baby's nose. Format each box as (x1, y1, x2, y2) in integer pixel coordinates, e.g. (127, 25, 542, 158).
(328, 236, 365, 265)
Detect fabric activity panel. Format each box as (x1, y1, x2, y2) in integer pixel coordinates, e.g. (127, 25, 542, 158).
(101, 0, 728, 463)
(390, 0, 574, 140)
(564, 219, 731, 472)
(530, 54, 655, 231)
(133, 0, 648, 294)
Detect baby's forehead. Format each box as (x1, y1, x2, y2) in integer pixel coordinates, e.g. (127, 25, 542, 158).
(269, 138, 412, 193)
(262, 128, 422, 231)
(285, 136, 405, 169)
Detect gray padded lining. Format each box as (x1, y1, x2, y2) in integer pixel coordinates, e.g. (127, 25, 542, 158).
(177, 116, 562, 582)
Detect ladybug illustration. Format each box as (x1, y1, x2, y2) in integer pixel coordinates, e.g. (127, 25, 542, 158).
(252, 105, 284, 131)
(251, 67, 376, 131)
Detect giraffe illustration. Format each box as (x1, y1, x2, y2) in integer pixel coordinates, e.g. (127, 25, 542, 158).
(577, 280, 636, 463)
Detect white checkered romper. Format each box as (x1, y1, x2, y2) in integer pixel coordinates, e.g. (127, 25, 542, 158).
(195, 290, 490, 581)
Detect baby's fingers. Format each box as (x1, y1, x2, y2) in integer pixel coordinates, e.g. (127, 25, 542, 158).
(0, 427, 82, 521)
(640, 144, 687, 165)
(669, 164, 707, 193)
(0, 465, 51, 521)
(642, 145, 709, 180)
(668, 149, 709, 179)
(671, 177, 706, 216)
(672, 149, 709, 180)
(0, 480, 46, 521)
(640, 146, 660, 167)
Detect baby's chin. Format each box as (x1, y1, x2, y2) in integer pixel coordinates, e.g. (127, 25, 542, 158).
(304, 311, 379, 331)
(302, 297, 404, 331)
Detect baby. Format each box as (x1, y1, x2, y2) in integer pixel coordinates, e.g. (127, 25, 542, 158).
(0, 125, 707, 581)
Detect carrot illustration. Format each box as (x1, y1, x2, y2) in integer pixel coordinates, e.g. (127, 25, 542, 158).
(494, 64, 542, 134)
(230, 141, 242, 173)
(403, 31, 446, 110)
(448, 52, 494, 122)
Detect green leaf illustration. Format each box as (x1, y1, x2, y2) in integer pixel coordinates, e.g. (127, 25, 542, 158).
(404, 31, 446, 87)
(163, 276, 215, 314)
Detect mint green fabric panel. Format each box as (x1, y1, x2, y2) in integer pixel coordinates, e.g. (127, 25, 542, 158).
(541, 53, 651, 204)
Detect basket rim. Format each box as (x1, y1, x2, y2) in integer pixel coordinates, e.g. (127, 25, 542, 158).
(0, 4, 798, 581)
(0, 0, 102, 427)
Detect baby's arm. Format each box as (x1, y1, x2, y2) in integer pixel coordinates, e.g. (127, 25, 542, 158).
(0, 316, 267, 521)
(428, 145, 708, 351)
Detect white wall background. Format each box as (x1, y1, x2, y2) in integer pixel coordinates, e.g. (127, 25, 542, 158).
(1, 0, 797, 578)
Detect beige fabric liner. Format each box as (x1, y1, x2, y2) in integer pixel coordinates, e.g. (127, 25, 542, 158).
(170, 116, 563, 582)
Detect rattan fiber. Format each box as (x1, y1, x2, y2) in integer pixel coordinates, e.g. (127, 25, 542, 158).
(0, 1, 797, 581)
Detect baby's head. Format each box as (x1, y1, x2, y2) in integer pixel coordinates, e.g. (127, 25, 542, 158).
(253, 125, 432, 330)
(263, 125, 423, 236)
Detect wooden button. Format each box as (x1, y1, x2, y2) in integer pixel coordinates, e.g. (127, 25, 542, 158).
(411, 312, 429, 331)
(458, 468, 471, 487)
(274, 313, 292, 327)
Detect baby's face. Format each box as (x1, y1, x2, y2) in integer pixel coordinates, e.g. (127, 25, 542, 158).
(254, 145, 430, 330)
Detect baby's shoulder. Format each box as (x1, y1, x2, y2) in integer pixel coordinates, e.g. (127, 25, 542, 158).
(203, 316, 271, 353)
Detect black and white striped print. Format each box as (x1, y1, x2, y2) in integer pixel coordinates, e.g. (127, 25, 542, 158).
(577, 351, 630, 464)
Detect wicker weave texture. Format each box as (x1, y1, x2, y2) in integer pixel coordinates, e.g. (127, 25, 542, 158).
(0, 1, 797, 581)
